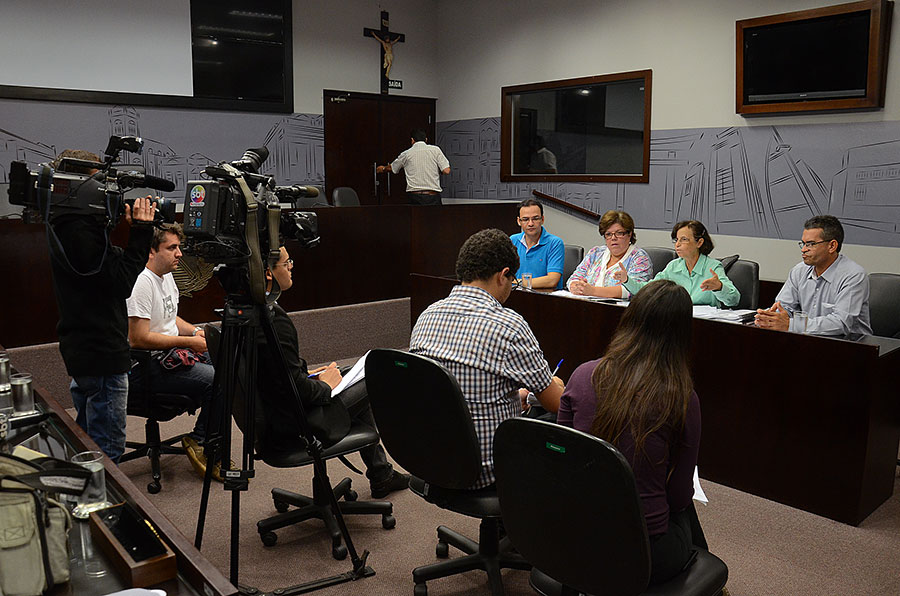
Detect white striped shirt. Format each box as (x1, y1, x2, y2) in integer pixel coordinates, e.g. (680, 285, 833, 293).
(390, 141, 450, 192)
(410, 285, 553, 488)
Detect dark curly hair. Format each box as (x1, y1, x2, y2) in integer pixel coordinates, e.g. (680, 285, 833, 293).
(456, 228, 520, 283)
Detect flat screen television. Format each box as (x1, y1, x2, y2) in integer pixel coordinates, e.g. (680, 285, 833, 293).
(736, 0, 892, 115)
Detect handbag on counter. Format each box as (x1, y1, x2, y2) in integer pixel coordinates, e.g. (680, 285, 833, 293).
(0, 453, 90, 596)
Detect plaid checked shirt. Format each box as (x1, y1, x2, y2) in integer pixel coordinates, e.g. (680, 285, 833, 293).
(410, 284, 553, 488)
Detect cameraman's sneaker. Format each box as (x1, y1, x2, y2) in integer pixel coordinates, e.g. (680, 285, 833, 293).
(182, 436, 234, 483)
(370, 471, 410, 499)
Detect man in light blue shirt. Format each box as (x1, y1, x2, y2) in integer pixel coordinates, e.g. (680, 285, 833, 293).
(510, 199, 565, 289)
(755, 215, 871, 336)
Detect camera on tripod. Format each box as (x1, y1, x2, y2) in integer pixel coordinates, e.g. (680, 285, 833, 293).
(182, 146, 320, 265)
(7, 135, 177, 227)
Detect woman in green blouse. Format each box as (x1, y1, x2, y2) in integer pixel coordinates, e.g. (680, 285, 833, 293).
(616, 220, 740, 308)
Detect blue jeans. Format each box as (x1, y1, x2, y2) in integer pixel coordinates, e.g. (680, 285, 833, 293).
(128, 360, 216, 442)
(70, 374, 129, 462)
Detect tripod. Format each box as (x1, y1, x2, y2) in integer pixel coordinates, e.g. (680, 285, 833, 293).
(194, 275, 374, 594)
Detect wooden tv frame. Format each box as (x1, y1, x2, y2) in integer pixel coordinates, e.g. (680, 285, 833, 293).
(736, 0, 893, 115)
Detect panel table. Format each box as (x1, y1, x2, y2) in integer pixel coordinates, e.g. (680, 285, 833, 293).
(410, 274, 900, 525)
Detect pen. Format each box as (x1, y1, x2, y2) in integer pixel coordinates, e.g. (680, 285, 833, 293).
(551, 358, 564, 377)
(308, 371, 323, 378)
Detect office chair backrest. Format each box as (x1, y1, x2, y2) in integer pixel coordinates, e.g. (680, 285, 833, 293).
(563, 244, 584, 283)
(868, 273, 900, 338)
(365, 348, 482, 490)
(644, 246, 676, 274)
(727, 259, 759, 310)
(332, 186, 360, 207)
(494, 417, 651, 596)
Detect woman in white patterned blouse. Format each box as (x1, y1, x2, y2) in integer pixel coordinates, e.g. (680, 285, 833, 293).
(566, 210, 653, 299)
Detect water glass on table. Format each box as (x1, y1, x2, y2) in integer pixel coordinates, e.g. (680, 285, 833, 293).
(71, 450, 112, 520)
(793, 311, 808, 334)
(522, 273, 532, 290)
(0, 352, 10, 392)
(10, 372, 35, 416)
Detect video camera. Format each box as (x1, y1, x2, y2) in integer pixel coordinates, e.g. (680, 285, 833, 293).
(182, 146, 320, 265)
(7, 135, 177, 227)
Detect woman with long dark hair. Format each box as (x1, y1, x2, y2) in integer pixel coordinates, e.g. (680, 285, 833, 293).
(557, 279, 710, 584)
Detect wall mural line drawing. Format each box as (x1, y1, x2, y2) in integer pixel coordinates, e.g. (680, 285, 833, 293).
(0, 101, 324, 213)
(437, 117, 900, 248)
(3, 98, 898, 249)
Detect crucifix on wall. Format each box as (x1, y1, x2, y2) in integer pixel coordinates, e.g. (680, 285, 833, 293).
(364, 10, 405, 94)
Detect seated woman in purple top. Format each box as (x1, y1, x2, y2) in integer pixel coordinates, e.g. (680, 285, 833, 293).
(566, 210, 652, 299)
(557, 279, 710, 585)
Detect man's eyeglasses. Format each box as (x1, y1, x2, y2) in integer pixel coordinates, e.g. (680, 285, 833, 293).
(279, 259, 293, 268)
(603, 230, 630, 240)
(798, 240, 829, 249)
(518, 216, 543, 224)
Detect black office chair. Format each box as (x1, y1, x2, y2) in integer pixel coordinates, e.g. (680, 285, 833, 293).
(868, 273, 900, 339)
(365, 348, 530, 596)
(204, 325, 394, 560)
(725, 259, 759, 310)
(120, 349, 198, 494)
(292, 186, 330, 208)
(644, 246, 676, 274)
(563, 244, 584, 285)
(332, 186, 361, 206)
(494, 418, 729, 596)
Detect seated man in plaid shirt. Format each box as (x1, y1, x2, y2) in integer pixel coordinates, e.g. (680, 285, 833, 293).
(409, 228, 565, 489)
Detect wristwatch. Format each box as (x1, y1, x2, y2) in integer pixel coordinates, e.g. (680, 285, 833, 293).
(192, 327, 202, 336)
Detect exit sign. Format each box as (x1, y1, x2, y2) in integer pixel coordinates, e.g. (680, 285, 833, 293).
(388, 79, 403, 89)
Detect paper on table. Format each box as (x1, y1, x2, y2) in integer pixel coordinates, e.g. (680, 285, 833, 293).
(551, 290, 593, 301)
(692, 306, 755, 322)
(693, 466, 708, 504)
(330, 350, 369, 397)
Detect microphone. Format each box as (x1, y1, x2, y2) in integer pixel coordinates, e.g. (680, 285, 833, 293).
(274, 185, 319, 199)
(116, 170, 176, 192)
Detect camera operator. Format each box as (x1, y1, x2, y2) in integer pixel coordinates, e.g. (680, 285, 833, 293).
(48, 149, 157, 462)
(256, 246, 409, 499)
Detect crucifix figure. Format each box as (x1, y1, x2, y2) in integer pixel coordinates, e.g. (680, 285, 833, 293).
(364, 10, 405, 94)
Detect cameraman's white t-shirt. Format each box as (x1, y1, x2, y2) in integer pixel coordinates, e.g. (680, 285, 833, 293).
(126, 268, 179, 337)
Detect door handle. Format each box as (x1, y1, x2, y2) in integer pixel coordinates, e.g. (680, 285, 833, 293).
(373, 162, 379, 197)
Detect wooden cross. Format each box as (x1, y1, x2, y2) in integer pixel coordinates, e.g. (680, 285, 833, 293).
(364, 10, 405, 95)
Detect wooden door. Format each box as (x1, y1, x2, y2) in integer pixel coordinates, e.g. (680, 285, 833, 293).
(324, 91, 380, 204)
(379, 98, 436, 204)
(324, 90, 435, 206)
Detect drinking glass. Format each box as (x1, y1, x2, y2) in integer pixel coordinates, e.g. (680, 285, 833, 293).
(794, 311, 808, 334)
(71, 450, 112, 519)
(522, 273, 533, 290)
(0, 352, 10, 392)
(10, 372, 35, 416)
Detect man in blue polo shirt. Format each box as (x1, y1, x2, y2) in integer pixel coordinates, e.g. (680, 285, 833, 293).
(510, 199, 565, 289)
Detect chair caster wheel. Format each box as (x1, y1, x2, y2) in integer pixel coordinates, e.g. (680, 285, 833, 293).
(274, 499, 289, 513)
(147, 482, 161, 494)
(332, 544, 348, 560)
(261, 532, 277, 547)
(414, 583, 428, 596)
(344, 489, 358, 502)
(382, 514, 396, 529)
(435, 541, 449, 558)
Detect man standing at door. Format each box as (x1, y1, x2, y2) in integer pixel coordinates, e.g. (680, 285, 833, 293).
(376, 128, 450, 206)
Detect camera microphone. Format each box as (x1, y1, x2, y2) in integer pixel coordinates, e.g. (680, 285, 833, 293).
(116, 170, 176, 192)
(274, 185, 319, 199)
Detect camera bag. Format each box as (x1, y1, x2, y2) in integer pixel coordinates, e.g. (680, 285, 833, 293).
(0, 453, 90, 596)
